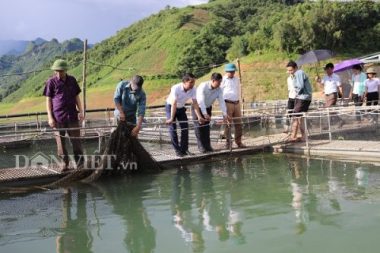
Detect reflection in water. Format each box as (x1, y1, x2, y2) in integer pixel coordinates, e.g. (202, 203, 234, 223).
(95, 177, 157, 253)
(56, 189, 94, 253)
(172, 167, 204, 253)
(288, 158, 308, 234)
(2, 155, 380, 252)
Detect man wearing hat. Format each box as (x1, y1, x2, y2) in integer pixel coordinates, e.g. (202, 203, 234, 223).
(114, 75, 146, 137)
(364, 67, 380, 106)
(221, 63, 246, 148)
(43, 59, 84, 171)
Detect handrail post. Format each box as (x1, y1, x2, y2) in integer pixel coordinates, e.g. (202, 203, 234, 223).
(327, 108, 332, 142)
(303, 112, 309, 151)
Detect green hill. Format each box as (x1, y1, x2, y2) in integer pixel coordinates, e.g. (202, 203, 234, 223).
(0, 0, 379, 115)
(0, 38, 84, 103)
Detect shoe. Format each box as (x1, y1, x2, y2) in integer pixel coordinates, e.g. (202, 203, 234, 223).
(206, 147, 214, 152)
(199, 149, 207, 154)
(184, 151, 194, 156)
(60, 163, 70, 172)
(176, 152, 185, 157)
(237, 143, 247, 148)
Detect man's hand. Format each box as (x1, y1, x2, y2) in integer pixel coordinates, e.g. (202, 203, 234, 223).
(78, 112, 85, 122)
(166, 118, 174, 124)
(223, 115, 231, 124)
(48, 117, 56, 128)
(198, 117, 206, 124)
(131, 125, 141, 137)
(119, 112, 126, 121)
(204, 114, 211, 121)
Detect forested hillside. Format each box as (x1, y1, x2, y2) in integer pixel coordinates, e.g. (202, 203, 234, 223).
(0, 0, 379, 114)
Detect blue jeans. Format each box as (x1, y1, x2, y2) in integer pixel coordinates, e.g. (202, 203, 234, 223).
(165, 104, 189, 154)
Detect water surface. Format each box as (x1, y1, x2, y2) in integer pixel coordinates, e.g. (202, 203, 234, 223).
(1, 154, 380, 253)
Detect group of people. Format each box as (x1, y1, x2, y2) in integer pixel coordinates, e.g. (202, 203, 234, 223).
(315, 63, 379, 108)
(164, 63, 246, 157)
(44, 60, 247, 171)
(286, 60, 379, 142)
(44, 58, 379, 169)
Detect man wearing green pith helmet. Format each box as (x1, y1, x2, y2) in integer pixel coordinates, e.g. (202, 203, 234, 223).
(43, 59, 84, 172)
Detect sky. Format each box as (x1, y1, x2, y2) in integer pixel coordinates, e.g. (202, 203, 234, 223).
(0, 0, 208, 43)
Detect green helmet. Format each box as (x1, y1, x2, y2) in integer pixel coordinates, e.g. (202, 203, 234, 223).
(225, 63, 237, 72)
(51, 59, 68, 71)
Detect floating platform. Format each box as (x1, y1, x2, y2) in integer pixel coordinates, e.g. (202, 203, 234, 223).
(0, 133, 288, 187)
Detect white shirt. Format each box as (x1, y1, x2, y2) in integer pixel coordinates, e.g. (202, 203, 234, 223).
(196, 81, 227, 116)
(321, 73, 341, 94)
(221, 76, 240, 101)
(287, 75, 297, 99)
(365, 78, 380, 93)
(166, 83, 196, 108)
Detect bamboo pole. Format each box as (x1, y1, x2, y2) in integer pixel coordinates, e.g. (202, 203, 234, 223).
(237, 58, 244, 116)
(82, 39, 88, 125)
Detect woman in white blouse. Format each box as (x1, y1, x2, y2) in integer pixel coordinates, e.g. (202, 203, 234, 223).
(364, 67, 380, 106)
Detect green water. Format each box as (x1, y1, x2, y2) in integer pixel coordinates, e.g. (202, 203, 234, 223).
(1, 154, 380, 253)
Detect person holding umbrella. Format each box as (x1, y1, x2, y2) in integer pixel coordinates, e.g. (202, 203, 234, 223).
(349, 64, 366, 106)
(315, 63, 345, 127)
(316, 63, 342, 107)
(349, 64, 366, 121)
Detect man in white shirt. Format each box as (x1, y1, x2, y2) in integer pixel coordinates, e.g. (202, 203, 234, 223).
(221, 63, 246, 148)
(166, 73, 204, 157)
(285, 70, 297, 133)
(316, 63, 342, 107)
(192, 73, 229, 153)
(316, 63, 345, 127)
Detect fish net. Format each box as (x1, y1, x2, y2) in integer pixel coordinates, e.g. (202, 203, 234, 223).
(49, 121, 162, 186)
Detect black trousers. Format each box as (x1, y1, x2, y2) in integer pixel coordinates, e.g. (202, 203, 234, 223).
(366, 92, 379, 106)
(191, 106, 213, 152)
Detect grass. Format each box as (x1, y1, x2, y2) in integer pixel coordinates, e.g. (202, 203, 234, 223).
(0, 49, 367, 116)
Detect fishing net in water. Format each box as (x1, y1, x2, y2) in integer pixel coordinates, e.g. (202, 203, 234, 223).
(42, 121, 162, 188)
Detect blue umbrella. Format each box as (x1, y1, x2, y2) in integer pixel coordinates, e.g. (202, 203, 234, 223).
(333, 59, 363, 73)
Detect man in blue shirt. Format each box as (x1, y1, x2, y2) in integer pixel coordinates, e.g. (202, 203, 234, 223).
(114, 75, 146, 137)
(286, 61, 312, 142)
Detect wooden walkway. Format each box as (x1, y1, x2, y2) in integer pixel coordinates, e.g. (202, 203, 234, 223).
(0, 133, 288, 186)
(1, 125, 380, 186)
(273, 140, 380, 163)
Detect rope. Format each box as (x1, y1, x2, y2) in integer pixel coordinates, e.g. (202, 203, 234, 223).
(0, 68, 50, 78)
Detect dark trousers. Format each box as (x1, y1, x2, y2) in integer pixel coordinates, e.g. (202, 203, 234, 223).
(352, 94, 363, 121)
(55, 121, 83, 166)
(191, 106, 212, 152)
(165, 104, 189, 154)
(366, 92, 379, 106)
(366, 92, 379, 121)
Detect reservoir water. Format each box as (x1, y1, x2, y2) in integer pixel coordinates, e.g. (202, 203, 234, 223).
(1, 153, 380, 253)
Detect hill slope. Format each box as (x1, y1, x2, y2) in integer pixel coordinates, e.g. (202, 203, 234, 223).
(0, 0, 379, 115)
